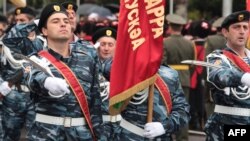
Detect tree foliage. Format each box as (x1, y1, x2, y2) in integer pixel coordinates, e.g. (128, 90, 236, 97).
(188, 0, 246, 20)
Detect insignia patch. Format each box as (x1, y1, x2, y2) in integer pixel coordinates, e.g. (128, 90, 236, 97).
(68, 4, 73, 10)
(238, 14, 244, 21)
(53, 5, 60, 11)
(16, 9, 21, 15)
(106, 30, 112, 36)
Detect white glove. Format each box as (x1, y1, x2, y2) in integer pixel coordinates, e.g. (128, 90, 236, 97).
(34, 19, 39, 26)
(44, 77, 70, 98)
(0, 81, 11, 96)
(93, 42, 100, 49)
(143, 122, 165, 139)
(241, 73, 250, 87)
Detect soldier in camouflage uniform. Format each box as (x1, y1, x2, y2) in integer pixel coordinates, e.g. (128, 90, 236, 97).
(114, 65, 190, 141)
(205, 10, 250, 141)
(92, 27, 122, 140)
(0, 16, 8, 140)
(0, 7, 41, 141)
(0, 76, 8, 140)
(18, 3, 105, 140)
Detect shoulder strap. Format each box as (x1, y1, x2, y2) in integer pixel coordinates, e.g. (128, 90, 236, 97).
(38, 50, 96, 140)
(154, 74, 172, 114)
(223, 50, 250, 73)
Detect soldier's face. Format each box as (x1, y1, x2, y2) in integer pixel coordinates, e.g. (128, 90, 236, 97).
(15, 14, 30, 24)
(223, 22, 249, 48)
(66, 9, 77, 31)
(97, 37, 116, 60)
(42, 13, 72, 41)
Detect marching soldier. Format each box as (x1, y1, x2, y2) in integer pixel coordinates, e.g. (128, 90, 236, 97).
(0, 7, 39, 141)
(114, 65, 190, 140)
(205, 10, 250, 141)
(17, 3, 105, 140)
(92, 27, 121, 140)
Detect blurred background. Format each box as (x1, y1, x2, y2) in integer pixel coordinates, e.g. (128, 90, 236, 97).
(0, 0, 247, 20)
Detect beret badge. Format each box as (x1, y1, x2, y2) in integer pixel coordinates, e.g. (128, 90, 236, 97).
(53, 5, 60, 11)
(68, 4, 73, 10)
(106, 30, 112, 36)
(16, 9, 21, 15)
(238, 14, 244, 21)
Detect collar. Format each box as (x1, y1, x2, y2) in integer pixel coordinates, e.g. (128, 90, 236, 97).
(225, 46, 250, 58)
(48, 48, 63, 60)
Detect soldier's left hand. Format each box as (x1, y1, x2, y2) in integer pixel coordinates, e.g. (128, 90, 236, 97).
(143, 122, 165, 139)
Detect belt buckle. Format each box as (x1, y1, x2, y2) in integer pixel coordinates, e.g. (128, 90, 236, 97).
(63, 117, 72, 127)
(110, 116, 117, 122)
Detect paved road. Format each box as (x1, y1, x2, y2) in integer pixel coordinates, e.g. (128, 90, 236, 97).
(189, 133, 206, 141)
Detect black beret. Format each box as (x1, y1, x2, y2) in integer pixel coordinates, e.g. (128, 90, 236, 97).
(92, 27, 117, 43)
(14, 7, 36, 17)
(221, 10, 250, 28)
(38, 3, 67, 32)
(62, 1, 78, 12)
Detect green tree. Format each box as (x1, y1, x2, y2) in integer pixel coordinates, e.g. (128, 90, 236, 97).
(188, 0, 246, 20)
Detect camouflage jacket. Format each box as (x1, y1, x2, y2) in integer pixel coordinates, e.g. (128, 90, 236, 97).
(117, 65, 190, 140)
(24, 41, 104, 139)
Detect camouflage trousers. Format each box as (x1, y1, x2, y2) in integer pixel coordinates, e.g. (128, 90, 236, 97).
(27, 121, 94, 141)
(204, 115, 224, 141)
(0, 103, 3, 141)
(2, 90, 35, 141)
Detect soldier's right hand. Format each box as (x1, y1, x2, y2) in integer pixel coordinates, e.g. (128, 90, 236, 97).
(44, 77, 70, 98)
(0, 81, 11, 96)
(241, 73, 250, 87)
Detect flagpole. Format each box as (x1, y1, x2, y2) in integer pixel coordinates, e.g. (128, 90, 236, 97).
(147, 84, 154, 122)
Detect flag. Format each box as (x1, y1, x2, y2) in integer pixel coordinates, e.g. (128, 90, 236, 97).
(109, 0, 166, 115)
(247, 0, 250, 11)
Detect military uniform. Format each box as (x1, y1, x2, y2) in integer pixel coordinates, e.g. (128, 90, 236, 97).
(93, 27, 121, 140)
(0, 77, 4, 140)
(0, 8, 42, 140)
(205, 10, 250, 141)
(24, 41, 105, 140)
(0, 45, 35, 141)
(115, 66, 190, 141)
(21, 3, 105, 140)
(205, 48, 250, 141)
(162, 34, 195, 95)
(97, 58, 121, 140)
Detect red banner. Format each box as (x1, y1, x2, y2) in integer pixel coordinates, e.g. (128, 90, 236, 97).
(109, 0, 165, 115)
(247, 0, 250, 11)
